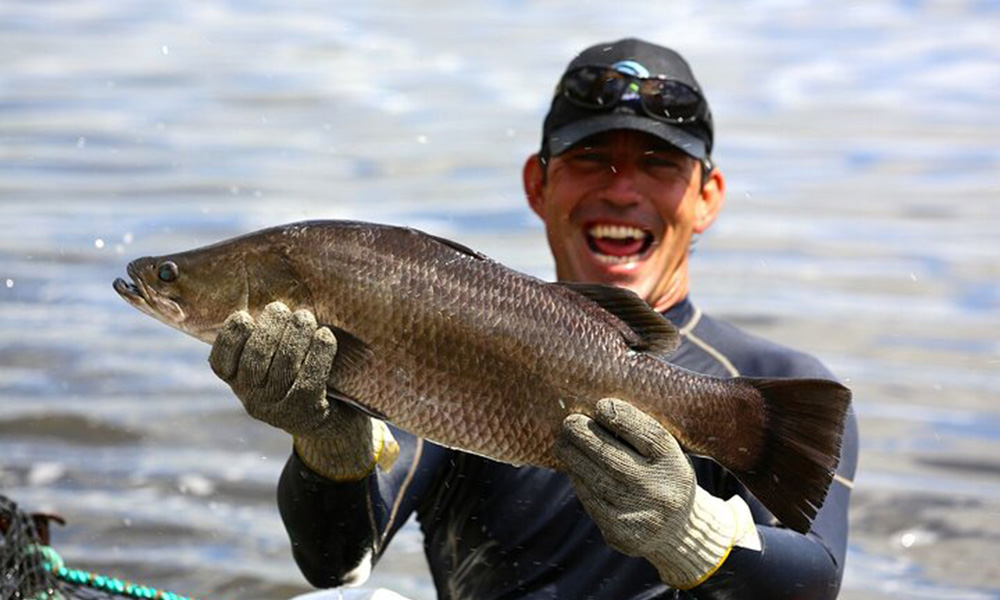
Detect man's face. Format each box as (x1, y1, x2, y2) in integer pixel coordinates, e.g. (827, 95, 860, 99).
(524, 130, 723, 311)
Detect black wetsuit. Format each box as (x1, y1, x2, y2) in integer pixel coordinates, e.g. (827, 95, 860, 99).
(277, 298, 859, 599)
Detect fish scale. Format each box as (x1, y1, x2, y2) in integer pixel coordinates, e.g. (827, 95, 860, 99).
(114, 220, 850, 533)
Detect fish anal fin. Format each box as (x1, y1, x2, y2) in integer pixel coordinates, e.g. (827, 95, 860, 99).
(557, 282, 680, 356)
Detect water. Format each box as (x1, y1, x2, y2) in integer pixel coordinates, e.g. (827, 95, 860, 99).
(1, 1, 998, 598)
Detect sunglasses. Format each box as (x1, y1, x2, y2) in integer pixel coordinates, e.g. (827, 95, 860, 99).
(557, 66, 705, 124)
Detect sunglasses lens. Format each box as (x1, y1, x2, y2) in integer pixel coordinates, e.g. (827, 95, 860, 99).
(563, 67, 626, 108)
(641, 79, 702, 122)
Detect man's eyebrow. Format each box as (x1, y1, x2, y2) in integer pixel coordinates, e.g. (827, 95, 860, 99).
(643, 147, 686, 158)
(642, 142, 685, 154)
(567, 143, 607, 154)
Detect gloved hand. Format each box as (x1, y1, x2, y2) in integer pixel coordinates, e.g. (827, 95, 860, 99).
(209, 301, 398, 481)
(555, 398, 759, 589)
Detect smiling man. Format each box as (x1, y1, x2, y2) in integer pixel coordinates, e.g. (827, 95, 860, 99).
(524, 129, 720, 312)
(208, 38, 858, 599)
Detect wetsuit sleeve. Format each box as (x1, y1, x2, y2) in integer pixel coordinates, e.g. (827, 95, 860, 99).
(276, 426, 449, 588)
(690, 407, 859, 599)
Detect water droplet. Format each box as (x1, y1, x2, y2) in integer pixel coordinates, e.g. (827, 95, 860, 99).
(94, 238, 105, 249)
(161, 45, 169, 55)
(122, 232, 133, 244)
(909, 272, 918, 281)
(77, 137, 86, 148)
(417, 135, 429, 144)
(5, 279, 12, 288)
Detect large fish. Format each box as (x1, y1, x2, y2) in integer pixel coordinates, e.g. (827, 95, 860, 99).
(113, 220, 850, 533)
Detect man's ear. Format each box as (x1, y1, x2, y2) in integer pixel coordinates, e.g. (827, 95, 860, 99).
(694, 165, 725, 234)
(523, 153, 546, 217)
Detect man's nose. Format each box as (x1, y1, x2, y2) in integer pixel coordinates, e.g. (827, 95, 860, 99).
(601, 162, 643, 207)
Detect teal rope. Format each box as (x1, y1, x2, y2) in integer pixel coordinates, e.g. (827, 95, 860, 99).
(30, 546, 202, 600)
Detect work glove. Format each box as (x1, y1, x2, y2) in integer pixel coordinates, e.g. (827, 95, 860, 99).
(209, 301, 398, 481)
(556, 398, 759, 589)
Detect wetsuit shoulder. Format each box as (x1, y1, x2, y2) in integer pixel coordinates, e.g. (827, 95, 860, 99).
(676, 307, 834, 379)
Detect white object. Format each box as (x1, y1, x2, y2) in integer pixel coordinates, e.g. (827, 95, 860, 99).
(289, 589, 414, 600)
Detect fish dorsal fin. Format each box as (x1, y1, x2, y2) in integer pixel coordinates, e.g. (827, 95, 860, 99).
(410, 228, 487, 261)
(557, 282, 680, 356)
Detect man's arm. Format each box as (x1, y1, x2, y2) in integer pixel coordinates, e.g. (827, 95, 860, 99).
(209, 302, 446, 588)
(557, 398, 859, 599)
(277, 428, 450, 588)
(690, 408, 859, 599)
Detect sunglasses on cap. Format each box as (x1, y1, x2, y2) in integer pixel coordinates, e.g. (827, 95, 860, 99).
(557, 66, 705, 125)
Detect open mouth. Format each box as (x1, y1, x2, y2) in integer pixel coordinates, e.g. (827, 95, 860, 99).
(113, 262, 161, 320)
(113, 277, 141, 299)
(113, 260, 187, 329)
(113, 263, 148, 307)
(585, 223, 655, 265)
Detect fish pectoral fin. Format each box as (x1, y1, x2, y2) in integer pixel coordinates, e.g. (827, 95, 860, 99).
(325, 387, 388, 421)
(555, 282, 680, 356)
(320, 325, 387, 420)
(322, 324, 375, 373)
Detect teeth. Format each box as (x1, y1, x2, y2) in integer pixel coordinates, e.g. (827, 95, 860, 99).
(588, 224, 646, 240)
(594, 253, 638, 265)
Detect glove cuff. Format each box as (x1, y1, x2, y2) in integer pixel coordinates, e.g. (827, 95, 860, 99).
(293, 419, 400, 482)
(649, 487, 756, 590)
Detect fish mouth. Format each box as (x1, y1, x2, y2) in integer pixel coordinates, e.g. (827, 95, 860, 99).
(113, 262, 185, 324)
(584, 221, 656, 266)
(114, 262, 151, 310)
(113, 277, 146, 306)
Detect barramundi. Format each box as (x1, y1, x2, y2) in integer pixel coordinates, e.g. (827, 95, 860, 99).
(113, 220, 850, 533)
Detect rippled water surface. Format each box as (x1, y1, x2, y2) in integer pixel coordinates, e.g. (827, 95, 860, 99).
(2, 1, 999, 598)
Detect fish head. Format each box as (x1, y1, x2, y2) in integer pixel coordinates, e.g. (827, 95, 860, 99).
(114, 231, 311, 343)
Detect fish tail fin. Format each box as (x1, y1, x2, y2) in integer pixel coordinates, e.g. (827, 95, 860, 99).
(731, 377, 851, 534)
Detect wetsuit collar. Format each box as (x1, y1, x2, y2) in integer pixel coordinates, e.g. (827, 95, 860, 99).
(661, 296, 696, 328)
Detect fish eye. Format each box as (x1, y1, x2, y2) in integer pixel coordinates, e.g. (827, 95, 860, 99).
(157, 261, 179, 283)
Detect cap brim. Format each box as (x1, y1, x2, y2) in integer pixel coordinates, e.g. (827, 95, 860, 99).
(547, 114, 708, 161)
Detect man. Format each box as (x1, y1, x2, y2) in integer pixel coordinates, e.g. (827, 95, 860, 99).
(209, 38, 858, 598)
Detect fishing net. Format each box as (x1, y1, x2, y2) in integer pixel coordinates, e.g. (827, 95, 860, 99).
(1, 494, 201, 600)
(0, 494, 61, 599)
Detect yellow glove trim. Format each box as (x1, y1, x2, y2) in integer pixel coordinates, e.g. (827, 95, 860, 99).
(293, 421, 399, 482)
(656, 488, 762, 590)
(673, 499, 740, 590)
(373, 420, 400, 473)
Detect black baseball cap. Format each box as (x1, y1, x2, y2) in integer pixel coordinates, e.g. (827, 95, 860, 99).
(541, 38, 713, 162)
